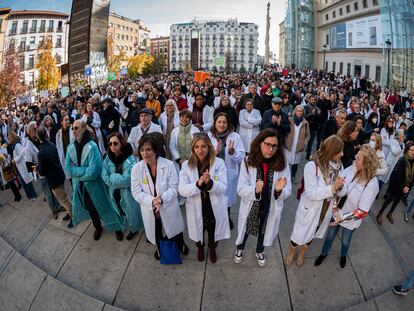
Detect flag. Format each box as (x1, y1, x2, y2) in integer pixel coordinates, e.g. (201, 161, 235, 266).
(194, 71, 210, 83)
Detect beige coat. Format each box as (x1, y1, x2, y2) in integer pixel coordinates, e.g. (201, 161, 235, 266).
(284, 118, 310, 152)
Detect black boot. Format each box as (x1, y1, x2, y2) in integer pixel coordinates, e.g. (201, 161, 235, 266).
(115, 231, 124, 241)
(63, 213, 71, 221)
(314, 254, 327, 266)
(93, 228, 103, 241)
(126, 231, 137, 241)
(340, 256, 347, 268)
(228, 207, 234, 230)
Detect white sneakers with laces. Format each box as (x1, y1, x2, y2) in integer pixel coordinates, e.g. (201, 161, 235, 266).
(234, 249, 243, 263)
(255, 252, 266, 267)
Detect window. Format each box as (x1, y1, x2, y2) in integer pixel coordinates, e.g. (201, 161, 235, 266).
(373, 0, 378, 5)
(56, 35, 62, 47)
(55, 53, 61, 64)
(21, 20, 28, 34)
(333, 11, 336, 18)
(326, 34, 329, 45)
(48, 20, 54, 32)
(325, 14, 329, 21)
(339, 8, 343, 15)
(19, 56, 25, 71)
(19, 37, 26, 51)
(362, 0, 368, 8)
(28, 55, 34, 69)
(348, 32, 353, 46)
(375, 66, 381, 82)
(11, 21, 17, 34)
(347, 63, 351, 75)
(40, 20, 46, 32)
(325, 61, 328, 71)
(30, 36, 36, 44)
(365, 64, 370, 78)
(339, 62, 343, 74)
(0, 18, 2, 30)
(354, 2, 359, 10)
(332, 62, 336, 73)
(30, 20, 37, 32)
(346, 5, 350, 13)
(57, 21, 63, 31)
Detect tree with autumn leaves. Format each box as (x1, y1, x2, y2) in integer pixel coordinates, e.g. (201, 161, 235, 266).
(0, 44, 26, 109)
(36, 38, 60, 91)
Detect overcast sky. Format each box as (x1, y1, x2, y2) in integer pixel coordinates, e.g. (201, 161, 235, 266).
(1, 0, 286, 57)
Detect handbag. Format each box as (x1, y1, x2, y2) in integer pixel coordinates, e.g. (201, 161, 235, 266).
(2, 164, 16, 182)
(159, 239, 182, 265)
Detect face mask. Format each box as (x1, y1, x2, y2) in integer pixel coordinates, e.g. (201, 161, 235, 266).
(369, 140, 376, 149)
(213, 91, 219, 96)
(372, 118, 378, 124)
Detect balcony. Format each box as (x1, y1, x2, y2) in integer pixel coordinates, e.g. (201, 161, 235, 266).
(19, 45, 26, 52)
(30, 28, 37, 33)
(56, 42, 62, 48)
(39, 27, 45, 33)
(57, 27, 63, 33)
(47, 27, 53, 32)
(9, 29, 17, 36)
(20, 28, 28, 34)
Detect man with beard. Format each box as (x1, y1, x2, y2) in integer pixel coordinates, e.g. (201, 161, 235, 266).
(65, 120, 124, 241)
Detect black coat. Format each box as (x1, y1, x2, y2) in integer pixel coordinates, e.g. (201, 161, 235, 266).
(342, 141, 355, 169)
(214, 106, 239, 130)
(321, 119, 339, 141)
(239, 93, 266, 116)
(387, 157, 414, 195)
(37, 140, 65, 189)
(100, 106, 120, 136)
(260, 109, 291, 140)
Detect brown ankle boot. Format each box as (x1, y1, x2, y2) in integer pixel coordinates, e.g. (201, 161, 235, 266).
(376, 212, 383, 225)
(296, 245, 309, 267)
(386, 213, 394, 224)
(285, 244, 297, 267)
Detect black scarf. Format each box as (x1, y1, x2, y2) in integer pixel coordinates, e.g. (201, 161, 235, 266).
(107, 143, 133, 174)
(293, 115, 303, 126)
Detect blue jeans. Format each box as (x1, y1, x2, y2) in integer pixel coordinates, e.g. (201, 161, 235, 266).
(321, 225, 355, 257)
(406, 199, 414, 216)
(17, 171, 37, 199)
(402, 271, 414, 290)
(40, 178, 60, 211)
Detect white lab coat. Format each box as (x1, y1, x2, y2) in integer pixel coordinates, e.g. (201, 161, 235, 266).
(380, 139, 404, 184)
(159, 112, 179, 135)
(290, 161, 346, 245)
(13, 142, 33, 184)
(376, 149, 388, 177)
(178, 158, 230, 244)
(189, 105, 214, 132)
(208, 131, 245, 206)
(339, 166, 379, 230)
(131, 157, 185, 245)
(238, 109, 262, 152)
(81, 112, 105, 155)
(127, 122, 162, 161)
(236, 160, 292, 246)
(56, 128, 75, 178)
(380, 128, 394, 158)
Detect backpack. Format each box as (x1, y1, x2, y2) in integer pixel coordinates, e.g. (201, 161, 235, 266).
(296, 161, 318, 200)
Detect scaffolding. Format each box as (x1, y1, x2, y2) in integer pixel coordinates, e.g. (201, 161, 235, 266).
(284, 0, 314, 69)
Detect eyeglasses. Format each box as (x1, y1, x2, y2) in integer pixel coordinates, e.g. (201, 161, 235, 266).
(262, 141, 278, 150)
(109, 141, 119, 147)
(73, 126, 81, 130)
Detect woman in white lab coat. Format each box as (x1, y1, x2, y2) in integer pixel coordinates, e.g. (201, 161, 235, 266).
(159, 99, 179, 160)
(81, 102, 105, 155)
(380, 116, 395, 158)
(286, 135, 346, 267)
(238, 99, 262, 153)
(314, 145, 379, 268)
(131, 135, 188, 261)
(234, 129, 291, 267)
(379, 129, 405, 187)
(56, 115, 74, 179)
(208, 112, 245, 230)
(189, 94, 214, 132)
(178, 134, 230, 263)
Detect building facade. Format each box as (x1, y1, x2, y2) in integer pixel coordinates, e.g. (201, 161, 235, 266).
(314, 0, 382, 82)
(0, 8, 12, 64)
(108, 13, 151, 57)
(284, 0, 314, 68)
(278, 20, 285, 67)
(3, 10, 68, 88)
(170, 19, 259, 72)
(380, 1, 414, 91)
(150, 36, 170, 72)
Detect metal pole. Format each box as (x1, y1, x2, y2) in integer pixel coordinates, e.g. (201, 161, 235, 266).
(387, 48, 390, 88)
(323, 50, 326, 71)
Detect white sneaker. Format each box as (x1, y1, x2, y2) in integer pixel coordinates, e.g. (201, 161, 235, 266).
(234, 249, 243, 264)
(404, 213, 409, 223)
(255, 252, 266, 267)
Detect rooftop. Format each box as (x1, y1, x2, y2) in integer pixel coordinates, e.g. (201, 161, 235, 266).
(8, 10, 68, 18)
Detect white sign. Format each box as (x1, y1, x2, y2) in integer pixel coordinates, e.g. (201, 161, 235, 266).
(39, 90, 49, 98)
(89, 51, 107, 88)
(346, 15, 382, 49)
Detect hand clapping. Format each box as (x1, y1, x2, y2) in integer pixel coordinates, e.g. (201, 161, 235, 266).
(275, 177, 287, 192)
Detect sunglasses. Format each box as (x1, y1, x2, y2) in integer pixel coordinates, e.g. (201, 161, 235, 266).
(73, 126, 81, 130)
(109, 141, 119, 147)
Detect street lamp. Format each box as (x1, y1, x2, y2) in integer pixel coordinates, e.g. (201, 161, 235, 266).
(385, 39, 392, 88)
(323, 44, 327, 71)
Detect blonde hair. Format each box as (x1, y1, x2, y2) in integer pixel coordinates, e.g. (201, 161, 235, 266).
(8, 131, 21, 144)
(314, 135, 344, 180)
(356, 145, 378, 183)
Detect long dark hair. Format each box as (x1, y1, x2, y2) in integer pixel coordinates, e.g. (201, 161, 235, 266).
(247, 129, 286, 172)
(107, 132, 128, 148)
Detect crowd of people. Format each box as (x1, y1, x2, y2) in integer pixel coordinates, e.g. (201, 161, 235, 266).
(0, 67, 413, 294)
